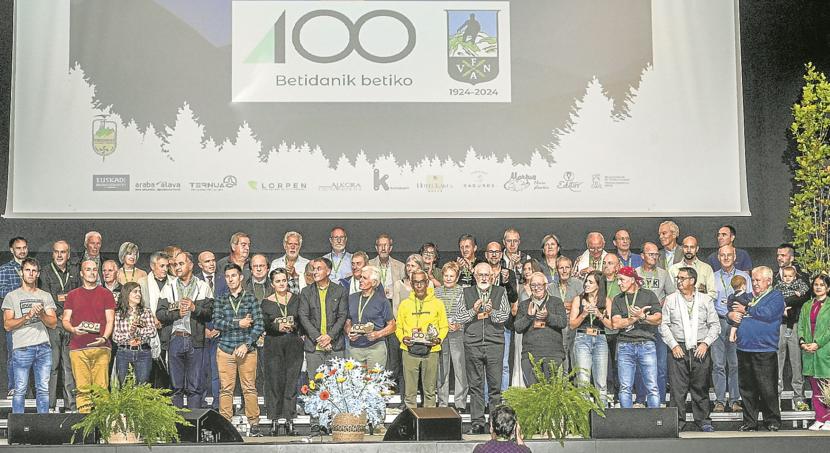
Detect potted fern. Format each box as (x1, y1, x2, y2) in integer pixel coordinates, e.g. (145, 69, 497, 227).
(503, 356, 604, 445)
(72, 370, 190, 446)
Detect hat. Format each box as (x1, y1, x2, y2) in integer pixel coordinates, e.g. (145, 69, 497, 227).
(618, 266, 643, 286)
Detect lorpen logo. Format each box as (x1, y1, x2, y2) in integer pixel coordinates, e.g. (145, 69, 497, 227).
(92, 174, 130, 191)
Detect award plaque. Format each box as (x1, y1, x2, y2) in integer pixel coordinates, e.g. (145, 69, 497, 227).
(351, 322, 375, 335)
(275, 316, 295, 327)
(77, 321, 101, 334)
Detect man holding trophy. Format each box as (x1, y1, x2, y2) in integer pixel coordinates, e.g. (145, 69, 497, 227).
(396, 270, 448, 409)
(346, 265, 396, 367)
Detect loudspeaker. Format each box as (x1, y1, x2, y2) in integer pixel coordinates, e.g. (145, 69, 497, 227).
(176, 408, 243, 443)
(8, 413, 98, 445)
(383, 407, 462, 441)
(590, 408, 678, 438)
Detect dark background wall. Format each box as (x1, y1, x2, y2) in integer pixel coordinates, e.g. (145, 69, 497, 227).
(1, 1, 829, 267)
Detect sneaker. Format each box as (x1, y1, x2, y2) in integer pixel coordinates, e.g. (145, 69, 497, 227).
(633, 403, 646, 408)
(7, 389, 13, 397)
(808, 421, 824, 431)
(731, 401, 743, 412)
(795, 401, 809, 411)
(738, 423, 757, 432)
(821, 423, 830, 431)
(701, 424, 715, 433)
(713, 402, 725, 412)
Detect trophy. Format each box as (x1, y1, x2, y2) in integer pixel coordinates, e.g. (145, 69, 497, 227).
(275, 315, 295, 328)
(167, 301, 181, 311)
(411, 324, 440, 344)
(351, 322, 375, 335)
(77, 321, 101, 334)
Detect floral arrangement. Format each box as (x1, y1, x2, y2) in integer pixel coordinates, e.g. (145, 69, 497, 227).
(299, 357, 394, 428)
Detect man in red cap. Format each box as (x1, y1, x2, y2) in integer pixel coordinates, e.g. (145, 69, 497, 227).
(611, 266, 663, 408)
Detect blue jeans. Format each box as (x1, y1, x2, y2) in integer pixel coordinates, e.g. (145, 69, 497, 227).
(617, 340, 659, 408)
(634, 334, 668, 404)
(168, 335, 204, 409)
(115, 347, 152, 385)
(573, 332, 609, 406)
(12, 342, 51, 413)
(201, 336, 220, 409)
(711, 317, 740, 404)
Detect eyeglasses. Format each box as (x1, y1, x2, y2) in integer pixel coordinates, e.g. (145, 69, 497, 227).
(486, 250, 502, 254)
(412, 280, 428, 286)
(529, 283, 546, 289)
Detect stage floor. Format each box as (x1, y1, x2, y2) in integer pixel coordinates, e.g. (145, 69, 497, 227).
(3, 430, 830, 451)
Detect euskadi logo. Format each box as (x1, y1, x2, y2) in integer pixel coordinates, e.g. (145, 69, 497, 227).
(232, 1, 511, 103)
(447, 10, 501, 85)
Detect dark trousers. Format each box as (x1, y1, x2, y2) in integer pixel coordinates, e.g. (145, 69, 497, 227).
(465, 342, 504, 427)
(200, 337, 219, 409)
(606, 333, 619, 400)
(48, 325, 75, 410)
(737, 350, 780, 427)
(668, 344, 712, 426)
(520, 353, 561, 385)
(168, 335, 204, 409)
(387, 334, 404, 395)
(264, 335, 304, 420)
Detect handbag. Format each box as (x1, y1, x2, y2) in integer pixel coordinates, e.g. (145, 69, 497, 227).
(408, 343, 430, 357)
(149, 330, 162, 359)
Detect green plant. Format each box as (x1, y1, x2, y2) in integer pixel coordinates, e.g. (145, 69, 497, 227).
(789, 62, 830, 276)
(72, 370, 190, 446)
(502, 356, 604, 445)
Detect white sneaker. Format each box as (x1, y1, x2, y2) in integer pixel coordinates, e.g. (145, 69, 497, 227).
(808, 421, 824, 431)
(820, 423, 830, 431)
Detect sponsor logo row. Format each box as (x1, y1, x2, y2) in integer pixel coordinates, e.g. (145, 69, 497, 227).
(93, 171, 630, 193)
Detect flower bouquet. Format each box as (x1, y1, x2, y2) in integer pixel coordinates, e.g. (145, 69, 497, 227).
(299, 357, 394, 431)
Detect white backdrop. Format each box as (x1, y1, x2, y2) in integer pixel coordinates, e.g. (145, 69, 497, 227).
(7, 0, 748, 218)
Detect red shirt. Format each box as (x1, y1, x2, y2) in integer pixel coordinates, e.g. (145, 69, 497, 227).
(65, 285, 116, 350)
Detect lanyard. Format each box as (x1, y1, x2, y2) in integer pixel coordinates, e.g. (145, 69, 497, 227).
(379, 264, 389, 286)
(123, 267, 136, 283)
(358, 292, 372, 323)
(331, 252, 345, 276)
(558, 283, 567, 302)
(719, 271, 735, 297)
(51, 263, 68, 292)
(177, 278, 197, 300)
(229, 292, 244, 315)
(749, 289, 771, 307)
(624, 290, 639, 311)
(276, 294, 289, 318)
(683, 293, 695, 316)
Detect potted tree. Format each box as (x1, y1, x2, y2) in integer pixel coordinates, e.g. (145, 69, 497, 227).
(72, 370, 190, 446)
(503, 356, 604, 445)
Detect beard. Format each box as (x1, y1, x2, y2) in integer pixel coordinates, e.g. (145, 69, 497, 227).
(476, 282, 491, 291)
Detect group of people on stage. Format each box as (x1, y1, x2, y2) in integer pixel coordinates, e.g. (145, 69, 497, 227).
(1, 222, 829, 436)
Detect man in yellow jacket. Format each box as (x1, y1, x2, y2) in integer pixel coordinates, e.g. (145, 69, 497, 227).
(396, 270, 449, 408)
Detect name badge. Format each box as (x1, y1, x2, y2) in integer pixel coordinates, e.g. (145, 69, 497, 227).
(533, 320, 546, 329)
(57, 293, 67, 302)
(585, 327, 599, 336)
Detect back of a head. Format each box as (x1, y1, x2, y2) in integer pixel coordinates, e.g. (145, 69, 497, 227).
(490, 405, 517, 440)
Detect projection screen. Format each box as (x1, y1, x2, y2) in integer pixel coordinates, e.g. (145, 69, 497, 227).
(6, 0, 749, 218)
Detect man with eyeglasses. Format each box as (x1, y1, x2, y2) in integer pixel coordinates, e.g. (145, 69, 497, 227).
(575, 232, 608, 278)
(502, 228, 530, 287)
(636, 242, 676, 407)
(513, 272, 568, 384)
(611, 266, 662, 408)
(669, 236, 717, 300)
(711, 245, 750, 413)
(659, 267, 720, 432)
(244, 254, 273, 396)
(613, 229, 643, 269)
(485, 242, 518, 390)
(324, 226, 352, 282)
(453, 262, 510, 434)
